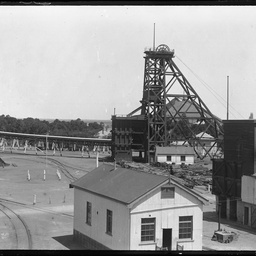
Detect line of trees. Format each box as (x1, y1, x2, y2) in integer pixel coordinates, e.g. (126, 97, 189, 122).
(0, 115, 104, 138)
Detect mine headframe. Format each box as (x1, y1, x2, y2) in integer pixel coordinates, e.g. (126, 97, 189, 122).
(128, 44, 224, 162)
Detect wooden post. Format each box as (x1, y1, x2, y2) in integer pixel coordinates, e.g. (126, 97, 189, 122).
(33, 194, 36, 205)
(96, 148, 99, 168)
(218, 202, 221, 231)
(57, 169, 61, 180)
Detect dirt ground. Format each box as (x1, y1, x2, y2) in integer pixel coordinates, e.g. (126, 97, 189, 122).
(0, 150, 256, 251)
(194, 186, 256, 251)
(0, 149, 104, 250)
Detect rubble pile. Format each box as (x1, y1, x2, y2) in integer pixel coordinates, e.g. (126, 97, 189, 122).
(117, 160, 212, 189)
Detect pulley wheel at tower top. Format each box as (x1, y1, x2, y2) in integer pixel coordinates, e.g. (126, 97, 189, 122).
(156, 44, 170, 52)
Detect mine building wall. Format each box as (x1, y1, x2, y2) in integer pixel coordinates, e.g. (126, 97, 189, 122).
(111, 115, 147, 162)
(212, 120, 256, 223)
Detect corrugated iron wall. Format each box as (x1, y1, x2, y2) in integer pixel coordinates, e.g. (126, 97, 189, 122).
(224, 120, 255, 174)
(212, 120, 256, 219)
(111, 116, 147, 162)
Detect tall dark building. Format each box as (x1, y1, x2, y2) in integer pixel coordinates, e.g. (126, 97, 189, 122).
(212, 119, 256, 226)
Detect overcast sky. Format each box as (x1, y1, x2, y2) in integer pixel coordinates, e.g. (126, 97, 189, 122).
(0, 5, 255, 120)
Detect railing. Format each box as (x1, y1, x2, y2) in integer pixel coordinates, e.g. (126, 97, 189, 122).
(144, 46, 175, 54)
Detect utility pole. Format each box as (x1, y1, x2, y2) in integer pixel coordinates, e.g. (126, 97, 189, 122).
(218, 202, 221, 231)
(46, 132, 49, 171)
(227, 76, 229, 120)
(153, 23, 156, 51)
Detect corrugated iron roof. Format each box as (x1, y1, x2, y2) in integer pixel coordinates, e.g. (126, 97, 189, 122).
(155, 146, 194, 155)
(71, 164, 168, 204)
(196, 132, 214, 140)
(166, 98, 211, 119)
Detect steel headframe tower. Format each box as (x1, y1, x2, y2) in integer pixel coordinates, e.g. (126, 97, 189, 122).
(128, 44, 224, 162)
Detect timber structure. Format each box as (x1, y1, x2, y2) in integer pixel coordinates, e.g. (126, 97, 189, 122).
(112, 44, 224, 162)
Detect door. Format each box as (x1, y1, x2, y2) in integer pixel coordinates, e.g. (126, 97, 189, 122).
(251, 206, 256, 228)
(230, 199, 237, 221)
(244, 206, 249, 225)
(162, 229, 172, 250)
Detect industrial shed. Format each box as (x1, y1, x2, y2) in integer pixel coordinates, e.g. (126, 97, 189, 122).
(155, 146, 195, 165)
(70, 164, 207, 250)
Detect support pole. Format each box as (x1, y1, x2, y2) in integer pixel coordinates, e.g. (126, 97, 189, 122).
(227, 76, 229, 120)
(96, 149, 99, 168)
(33, 194, 36, 205)
(27, 170, 31, 181)
(24, 140, 28, 153)
(218, 202, 221, 231)
(1, 138, 5, 152)
(59, 142, 63, 156)
(153, 23, 156, 51)
(12, 139, 15, 150)
(87, 146, 90, 158)
(82, 145, 85, 157)
(56, 169, 61, 180)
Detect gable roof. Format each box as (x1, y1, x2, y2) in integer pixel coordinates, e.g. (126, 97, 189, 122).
(166, 98, 211, 119)
(168, 178, 208, 205)
(71, 163, 208, 205)
(155, 146, 194, 155)
(71, 164, 168, 204)
(196, 132, 214, 140)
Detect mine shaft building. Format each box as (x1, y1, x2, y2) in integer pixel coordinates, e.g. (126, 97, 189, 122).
(212, 119, 256, 227)
(112, 44, 224, 163)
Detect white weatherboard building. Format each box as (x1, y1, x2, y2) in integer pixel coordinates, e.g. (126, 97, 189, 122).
(70, 164, 207, 250)
(155, 146, 195, 165)
(240, 175, 256, 227)
(195, 132, 218, 157)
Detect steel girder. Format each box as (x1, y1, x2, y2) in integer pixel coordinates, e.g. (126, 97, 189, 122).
(129, 44, 224, 162)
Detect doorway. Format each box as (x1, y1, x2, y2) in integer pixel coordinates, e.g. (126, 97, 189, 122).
(230, 199, 237, 221)
(244, 206, 249, 225)
(162, 229, 172, 250)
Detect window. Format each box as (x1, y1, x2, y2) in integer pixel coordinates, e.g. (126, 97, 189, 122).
(86, 202, 92, 225)
(106, 209, 112, 235)
(167, 155, 172, 161)
(141, 218, 155, 242)
(179, 216, 193, 239)
(161, 187, 175, 199)
(181, 155, 186, 162)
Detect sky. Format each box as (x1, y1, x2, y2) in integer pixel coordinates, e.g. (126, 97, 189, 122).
(0, 5, 255, 121)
